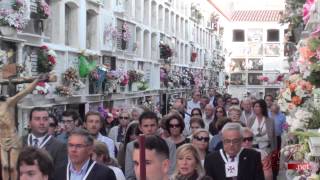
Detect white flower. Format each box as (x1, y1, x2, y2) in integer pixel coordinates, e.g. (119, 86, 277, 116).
(48, 49, 57, 57)
(283, 88, 292, 101)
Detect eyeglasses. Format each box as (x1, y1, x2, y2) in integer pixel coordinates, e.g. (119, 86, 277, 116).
(119, 116, 129, 120)
(223, 138, 242, 145)
(231, 102, 239, 105)
(68, 143, 89, 149)
(194, 136, 210, 142)
(169, 124, 181, 128)
(242, 137, 254, 142)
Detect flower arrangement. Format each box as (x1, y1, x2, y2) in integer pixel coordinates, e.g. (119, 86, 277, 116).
(257, 74, 285, 84)
(37, 45, 57, 73)
(303, 0, 316, 24)
(36, 0, 50, 19)
(35, 81, 50, 95)
(127, 70, 144, 83)
(180, 69, 194, 87)
(160, 67, 169, 87)
(159, 43, 173, 60)
(168, 71, 180, 88)
(191, 3, 203, 23)
(119, 72, 129, 86)
(191, 52, 198, 62)
(119, 22, 131, 42)
(0, 0, 28, 31)
(63, 67, 79, 85)
(137, 81, 149, 91)
(55, 85, 72, 96)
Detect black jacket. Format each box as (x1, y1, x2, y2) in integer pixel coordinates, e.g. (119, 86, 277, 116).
(53, 160, 117, 180)
(204, 148, 265, 180)
(22, 135, 68, 171)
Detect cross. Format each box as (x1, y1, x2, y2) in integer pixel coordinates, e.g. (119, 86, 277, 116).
(227, 165, 235, 173)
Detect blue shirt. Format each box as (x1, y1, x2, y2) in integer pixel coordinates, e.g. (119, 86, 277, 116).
(269, 111, 286, 136)
(208, 133, 222, 152)
(70, 159, 90, 180)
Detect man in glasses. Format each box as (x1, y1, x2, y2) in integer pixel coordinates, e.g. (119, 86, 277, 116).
(53, 128, 116, 180)
(57, 110, 80, 143)
(204, 122, 264, 180)
(242, 128, 272, 180)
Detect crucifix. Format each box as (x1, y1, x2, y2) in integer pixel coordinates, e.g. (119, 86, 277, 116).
(0, 72, 56, 180)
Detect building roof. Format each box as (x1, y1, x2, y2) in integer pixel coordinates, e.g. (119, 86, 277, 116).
(231, 10, 282, 22)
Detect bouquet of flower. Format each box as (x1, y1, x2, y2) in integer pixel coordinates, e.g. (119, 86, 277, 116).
(118, 22, 131, 42)
(36, 0, 50, 19)
(35, 81, 50, 95)
(0, 0, 28, 31)
(128, 70, 144, 83)
(55, 85, 72, 96)
(37, 45, 57, 73)
(168, 71, 180, 87)
(159, 43, 173, 60)
(63, 67, 79, 85)
(119, 71, 129, 86)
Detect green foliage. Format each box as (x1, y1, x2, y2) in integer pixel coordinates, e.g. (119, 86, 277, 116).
(308, 38, 320, 51)
(307, 108, 320, 129)
(37, 50, 51, 73)
(307, 63, 320, 86)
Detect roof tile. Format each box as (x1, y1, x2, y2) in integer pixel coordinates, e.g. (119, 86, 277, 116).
(231, 10, 282, 22)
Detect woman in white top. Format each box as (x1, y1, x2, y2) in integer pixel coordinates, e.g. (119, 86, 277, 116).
(92, 141, 126, 180)
(247, 99, 277, 154)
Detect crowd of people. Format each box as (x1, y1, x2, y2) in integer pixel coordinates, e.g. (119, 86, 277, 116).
(12, 87, 287, 180)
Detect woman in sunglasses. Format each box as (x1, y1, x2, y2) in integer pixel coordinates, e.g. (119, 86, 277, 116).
(242, 127, 273, 180)
(191, 108, 202, 118)
(108, 110, 132, 150)
(171, 144, 205, 180)
(192, 129, 210, 166)
(165, 112, 189, 148)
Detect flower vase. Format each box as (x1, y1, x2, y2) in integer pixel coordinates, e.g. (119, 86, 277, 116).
(0, 26, 17, 37)
(121, 39, 127, 50)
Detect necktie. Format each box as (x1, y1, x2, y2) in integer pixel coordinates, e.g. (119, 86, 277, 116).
(230, 156, 237, 180)
(33, 138, 39, 147)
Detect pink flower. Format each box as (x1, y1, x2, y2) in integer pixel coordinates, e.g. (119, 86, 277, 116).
(303, 0, 315, 24)
(37, 82, 45, 87)
(48, 55, 56, 65)
(41, 45, 48, 50)
(258, 76, 269, 82)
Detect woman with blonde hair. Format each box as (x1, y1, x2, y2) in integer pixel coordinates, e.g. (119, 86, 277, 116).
(191, 129, 210, 166)
(171, 144, 204, 180)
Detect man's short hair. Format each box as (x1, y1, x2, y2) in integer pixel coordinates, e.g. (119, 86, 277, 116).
(138, 111, 158, 125)
(84, 111, 102, 123)
(29, 107, 48, 121)
(264, 94, 274, 101)
(69, 128, 94, 146)
(133, 135, 169, 160)
(62, 110, 80, 121)
(221, 122, 243, 137)
(17, 147, 53, 178)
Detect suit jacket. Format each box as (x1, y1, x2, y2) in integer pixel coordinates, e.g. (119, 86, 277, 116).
(204, 148, 265, 180)
(247, 115, 277, 152)
(22, 135, 68, 171)
(53, 159, 116, 180)
(125, 138, 176, 180)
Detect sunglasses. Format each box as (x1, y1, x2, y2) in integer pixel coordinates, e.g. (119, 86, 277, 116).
(194, 136, 210, 142)
(169, 124, 181, 128)
(243, 137, 254, 142)
(231, 102, 239, 105)
(119, 116, 129, 120)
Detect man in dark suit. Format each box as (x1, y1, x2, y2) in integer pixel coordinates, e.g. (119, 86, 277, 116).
(53, 128, 116, 180)
(22, 107, 67, 172)
(204, 122, 265, 180)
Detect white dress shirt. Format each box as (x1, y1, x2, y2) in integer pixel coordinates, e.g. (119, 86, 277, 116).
(96, 133, 115, 158)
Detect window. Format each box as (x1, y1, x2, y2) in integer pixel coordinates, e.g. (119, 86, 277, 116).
(233, 30, 245, 42)
(267, 29, 279, 42)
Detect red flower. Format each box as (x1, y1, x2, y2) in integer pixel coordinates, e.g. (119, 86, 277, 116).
(37, 82, 45, 87)
(41, 45, 48, 50)
(48, 55, 56, 65)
